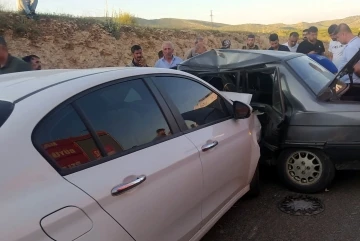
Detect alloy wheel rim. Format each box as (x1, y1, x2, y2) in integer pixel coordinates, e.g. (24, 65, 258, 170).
(286, 151, 322, 185)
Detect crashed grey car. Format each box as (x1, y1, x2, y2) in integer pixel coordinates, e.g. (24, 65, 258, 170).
(177, 48, 360, 193)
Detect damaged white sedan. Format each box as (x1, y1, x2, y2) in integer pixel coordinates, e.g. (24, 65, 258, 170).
(0, 67, 261, 241)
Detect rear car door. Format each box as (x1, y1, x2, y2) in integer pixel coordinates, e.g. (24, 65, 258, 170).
(151, 75, 260, 226)
(33, 78, 203, 241)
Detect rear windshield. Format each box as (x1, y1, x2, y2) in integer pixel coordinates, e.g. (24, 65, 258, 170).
(0, 101, 14, 128)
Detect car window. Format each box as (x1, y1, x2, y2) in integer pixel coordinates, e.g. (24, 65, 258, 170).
(33, 105, 102, 170)
(287, 56, 334, 94)
(75, 79, 172, 156)
(0, 100, 14, 128)
(153, 76, 230, 130)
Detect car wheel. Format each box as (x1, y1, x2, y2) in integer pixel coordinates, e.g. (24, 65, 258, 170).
(246, 165, 260, 197)
(277, 149, 335, 193)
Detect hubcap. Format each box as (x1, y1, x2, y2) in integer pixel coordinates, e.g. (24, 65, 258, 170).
(286, 151, 322, 185)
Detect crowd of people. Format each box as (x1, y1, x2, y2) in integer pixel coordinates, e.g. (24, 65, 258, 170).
(1, 17, 360, 80)
(122, 23, 360, 82)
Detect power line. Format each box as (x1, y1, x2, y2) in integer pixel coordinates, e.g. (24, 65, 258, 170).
(210, 10, 214, 29)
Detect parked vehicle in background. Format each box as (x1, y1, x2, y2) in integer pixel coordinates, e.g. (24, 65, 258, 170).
(178, 48, 360, 194)
(0, 67, 261, 241)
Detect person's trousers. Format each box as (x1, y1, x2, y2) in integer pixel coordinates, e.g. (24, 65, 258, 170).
(17, 0, 38, 15)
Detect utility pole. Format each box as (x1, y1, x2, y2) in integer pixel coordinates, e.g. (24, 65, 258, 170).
(210, 10, 214, 29)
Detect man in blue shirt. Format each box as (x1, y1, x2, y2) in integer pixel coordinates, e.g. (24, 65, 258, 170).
(155, 41, 183, 69)
(308, 54, 338, 74)
(268, 33, 290, 52)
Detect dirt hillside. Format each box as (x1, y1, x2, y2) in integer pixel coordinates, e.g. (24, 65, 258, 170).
(0, 14, 328, 69)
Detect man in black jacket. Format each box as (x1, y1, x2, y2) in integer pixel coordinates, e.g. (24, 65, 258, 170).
(296, 26, 325, 55)
(0, 36, 32, 75)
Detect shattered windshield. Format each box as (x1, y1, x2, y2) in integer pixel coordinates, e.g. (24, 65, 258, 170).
(287, 56, 338, 95)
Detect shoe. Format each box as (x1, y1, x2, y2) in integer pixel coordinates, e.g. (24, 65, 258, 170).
(26, 14, 34, 19)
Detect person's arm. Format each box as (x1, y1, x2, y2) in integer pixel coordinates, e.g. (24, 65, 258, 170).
(354, 62, 360, 77)
(154, 60, 160, 68)
(320, 41, 326, 55)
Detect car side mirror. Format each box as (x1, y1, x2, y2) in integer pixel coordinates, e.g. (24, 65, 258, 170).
(233, 101, 251, 119)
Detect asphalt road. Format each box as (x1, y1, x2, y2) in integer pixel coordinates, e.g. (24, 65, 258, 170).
(201, 165, 360, 241)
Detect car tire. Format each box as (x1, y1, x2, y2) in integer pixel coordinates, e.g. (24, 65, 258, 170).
(246, 165, 260, 197)
(277, 149, 335, 194)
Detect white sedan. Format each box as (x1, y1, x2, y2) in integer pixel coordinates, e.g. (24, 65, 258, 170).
(0, 67, 261, 241)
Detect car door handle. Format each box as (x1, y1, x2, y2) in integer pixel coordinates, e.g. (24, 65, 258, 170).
(201, 141, 219, 152)
(111, 175, 147, 196)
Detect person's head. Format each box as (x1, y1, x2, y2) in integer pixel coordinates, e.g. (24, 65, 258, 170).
(194, 42, 207, 55)
(195, 36, 204, 45)
(156, 128, 166, 136)
(302, 29, 308, 41)
(131, 45, 143, 62)
(158, 50, 163, 59)
(328, 24, 338, 41)
(221, 39, 231, 49)
(288, 32, 299, 47)
(335, 23, 354, 45)
(162, 41, 174, 59)
(247, 34, 256, 47)
(308, 26, 318, 42)
(22, 55, 41, 70)
(0, 36, 9, 65)
(269, 33, 279, 49)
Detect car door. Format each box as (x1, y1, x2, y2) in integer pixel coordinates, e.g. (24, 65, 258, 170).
(246, 67, 286, 150)
(151, 75, 260, 226)
(33, 78, 203, 241)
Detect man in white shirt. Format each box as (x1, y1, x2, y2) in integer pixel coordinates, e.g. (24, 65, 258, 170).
(328, 24, 346, 71)
(335, 23, 360, 83)
(283, 32, 299, 52)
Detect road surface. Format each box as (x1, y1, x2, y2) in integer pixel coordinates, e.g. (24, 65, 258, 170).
(201, 166, 360, 241)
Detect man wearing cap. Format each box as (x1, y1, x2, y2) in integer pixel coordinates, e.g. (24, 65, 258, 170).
(221, 39, 231, 49)
(242, 34, 259, 50)
(0, 36, 32, 75)
(327, 24, 346, 70)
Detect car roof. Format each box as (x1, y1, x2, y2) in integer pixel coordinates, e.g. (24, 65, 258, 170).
(178, 49, 303, 72)
(0, 67, 193, 102)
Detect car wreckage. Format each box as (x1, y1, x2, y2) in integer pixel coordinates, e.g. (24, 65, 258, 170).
(177, 48, 360, 193)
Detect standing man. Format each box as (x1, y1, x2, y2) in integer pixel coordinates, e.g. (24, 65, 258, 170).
(126, 45, 148, 67)
(154, 41, 183, 69)
(297, 26, 325, 55)
(302, 29, 308, 41)
(283, 32, 299, 52)
(17, 0, 38, 19)
(268, 34, 290, 51)
(242, 34, 259, 50)
(327, 24, 346, 70)
(335, 23, 360, 83)
(0, 36, 32, 75)
(22, 55, 42, 70)
(184, 37, 204, 59)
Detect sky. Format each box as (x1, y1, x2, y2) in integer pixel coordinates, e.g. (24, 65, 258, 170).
(3, 0, 360, 25)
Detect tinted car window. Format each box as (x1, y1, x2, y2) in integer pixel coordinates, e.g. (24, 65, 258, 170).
(287, 56, 334, 94)
(33, 105, 102, 170)
(0, 101, 14, 128)
(153, 76, 230, 130)
(75, 79, 172, 156)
